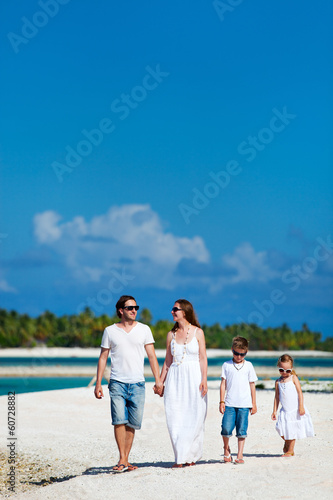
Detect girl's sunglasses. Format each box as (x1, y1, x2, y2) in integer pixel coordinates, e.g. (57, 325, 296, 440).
(123, 305, 139, 311)
(171, 307, 182, 312)
(278, 368, 292, 373)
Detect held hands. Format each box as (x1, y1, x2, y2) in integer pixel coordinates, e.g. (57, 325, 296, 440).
(153, 381, 164, 397)
(94, 385, 104, 399)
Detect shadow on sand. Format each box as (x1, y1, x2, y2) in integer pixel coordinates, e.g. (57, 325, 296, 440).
(25, 455, 280, 486)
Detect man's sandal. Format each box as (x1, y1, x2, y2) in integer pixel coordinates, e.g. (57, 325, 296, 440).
(281, 452, 294, 457)
(223, 446, 232, 463)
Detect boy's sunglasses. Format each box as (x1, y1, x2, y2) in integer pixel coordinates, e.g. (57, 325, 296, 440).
(279, 368, 292, 374)
(123, 305, 139, 311)
(171, 307, 182, 312)
(232, 350, 247, 357)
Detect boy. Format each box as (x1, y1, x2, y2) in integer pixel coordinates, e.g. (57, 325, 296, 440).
(219, 336, 257, 464)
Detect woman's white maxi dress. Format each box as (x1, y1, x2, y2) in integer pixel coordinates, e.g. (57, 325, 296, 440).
(164, 329, 207, 464)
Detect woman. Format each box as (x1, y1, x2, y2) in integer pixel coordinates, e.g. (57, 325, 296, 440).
(159, 299, 208, 468)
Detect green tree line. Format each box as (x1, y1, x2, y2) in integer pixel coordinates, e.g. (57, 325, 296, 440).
(0, 308, 332, 351)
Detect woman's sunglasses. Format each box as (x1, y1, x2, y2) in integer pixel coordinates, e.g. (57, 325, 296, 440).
(171, 307, 182, 312)
(278, 368, 292, 373)
(123, 305, 139, 311)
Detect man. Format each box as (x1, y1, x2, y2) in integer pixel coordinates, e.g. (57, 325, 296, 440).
(94, 295, 163, 472)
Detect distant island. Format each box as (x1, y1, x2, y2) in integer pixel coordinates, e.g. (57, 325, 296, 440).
(0, 307, 332, 352)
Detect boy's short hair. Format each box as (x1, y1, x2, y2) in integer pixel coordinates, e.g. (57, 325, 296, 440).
(232, 336, 249, 351)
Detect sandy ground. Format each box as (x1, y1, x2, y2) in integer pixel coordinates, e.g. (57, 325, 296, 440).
(0, 381, 332, 500)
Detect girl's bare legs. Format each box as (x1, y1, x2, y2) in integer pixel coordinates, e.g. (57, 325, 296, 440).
(282, 439, 295, 456)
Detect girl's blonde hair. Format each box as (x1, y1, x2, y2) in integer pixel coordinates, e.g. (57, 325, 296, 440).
(277, 353, 297, 376)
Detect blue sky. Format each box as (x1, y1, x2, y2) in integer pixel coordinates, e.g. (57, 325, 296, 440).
(1, 0, 332, 338)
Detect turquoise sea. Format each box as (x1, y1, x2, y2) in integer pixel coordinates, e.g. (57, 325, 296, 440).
(0, 356, 332, 396)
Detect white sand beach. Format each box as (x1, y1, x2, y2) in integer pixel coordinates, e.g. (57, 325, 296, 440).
(1, 381, 332, 500)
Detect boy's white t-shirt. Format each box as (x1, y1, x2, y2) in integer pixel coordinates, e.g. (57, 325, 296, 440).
(101, 321, 155, 384)
(221, 359, 258, 408)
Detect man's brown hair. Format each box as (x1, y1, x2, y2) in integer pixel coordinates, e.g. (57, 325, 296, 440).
(115, 295, 136, 318)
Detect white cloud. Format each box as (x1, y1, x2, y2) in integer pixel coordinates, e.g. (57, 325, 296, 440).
(0, 279, 17, 293)
(222, 242, 280, 284)
(203, 243, 280, 293)
(33, 204, 210, 288)
(34, 211, 62, 243)
(32, 206, 282, 292)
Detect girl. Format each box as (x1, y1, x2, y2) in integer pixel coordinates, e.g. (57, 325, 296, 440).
(271, 354, 314, 457)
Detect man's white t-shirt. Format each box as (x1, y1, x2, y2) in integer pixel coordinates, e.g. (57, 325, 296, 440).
(221, 359, 258, 408)
(101, 321, 155, 383)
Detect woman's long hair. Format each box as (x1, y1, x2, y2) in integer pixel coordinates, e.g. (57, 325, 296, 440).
(277, 353, 297, 376)
(171, 299, 201, 332)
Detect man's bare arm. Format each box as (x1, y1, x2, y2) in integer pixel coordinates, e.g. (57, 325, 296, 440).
(94, 347, 110, 399)
(145, 343, 163, 393)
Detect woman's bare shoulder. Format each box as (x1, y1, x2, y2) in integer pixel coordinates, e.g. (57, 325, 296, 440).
(195, 327, 205, 337)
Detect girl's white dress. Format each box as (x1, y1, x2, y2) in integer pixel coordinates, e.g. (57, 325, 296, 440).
(164, 329, 207, 464)
(276, 375, 314, 440)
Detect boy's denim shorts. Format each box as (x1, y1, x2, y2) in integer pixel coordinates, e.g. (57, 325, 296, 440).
(221, 406, 250, 438)
(108, 379, 145, 430)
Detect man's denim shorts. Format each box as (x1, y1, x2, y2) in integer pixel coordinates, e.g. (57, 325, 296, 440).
(108, 379, 145, 430)
(221, 406, 250, 438)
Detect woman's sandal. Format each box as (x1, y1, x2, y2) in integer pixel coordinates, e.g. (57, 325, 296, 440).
(234, 458, 244, 464)
(281, 452, 294, 457)
(113, 464, 128, 473)
(171, 463, 183, 468)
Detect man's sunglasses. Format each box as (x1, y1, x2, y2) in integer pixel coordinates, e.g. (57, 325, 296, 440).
(278, 368, 292, 374)
(123, 305, 139, 311)
(171, 307, 182, 312)
(232, 350, 247, 357)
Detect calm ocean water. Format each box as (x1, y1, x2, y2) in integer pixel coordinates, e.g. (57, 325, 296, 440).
(1, 377, 93, 396)
(0, 356, 332, 396)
